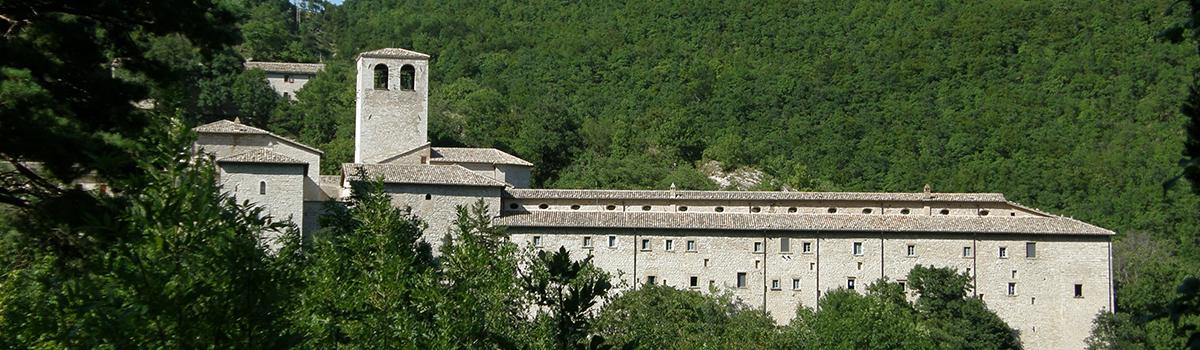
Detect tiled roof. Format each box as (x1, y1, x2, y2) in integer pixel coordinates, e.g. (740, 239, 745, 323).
(342, 163, 507, 187)
(430, 147, 533, 166)
(217, 149, 306, 165)
(319, 175, 343, 185)
(358, 48, 430, 60)
(244, 61, 325, 74)
(493, 211, 1114, 236)
(193, 120, 324, 155)
(504, 189, 1006, 203)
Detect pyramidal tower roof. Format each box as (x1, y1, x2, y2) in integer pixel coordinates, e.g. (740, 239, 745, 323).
(357, 48, 430, 60)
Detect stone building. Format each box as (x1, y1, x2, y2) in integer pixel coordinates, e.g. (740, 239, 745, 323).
(244, 61, 325, 100)
(197, 48, 1114, 349)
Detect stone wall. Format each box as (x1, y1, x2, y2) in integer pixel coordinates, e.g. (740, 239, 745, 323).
(507, 227, 1110, 350)
(384, 183, 501, 252)
(355, 56, 429, 163)
(264, 72, 314, 100)
(218, 162, 306, 248)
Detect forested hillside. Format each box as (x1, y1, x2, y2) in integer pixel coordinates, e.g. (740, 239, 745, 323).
(203, 0, 1200, 346)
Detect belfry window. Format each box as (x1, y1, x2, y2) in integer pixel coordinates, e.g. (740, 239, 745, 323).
(259, 181, 267, 195)
(400, 64, 415, 90)
(373, 64, 389, 90)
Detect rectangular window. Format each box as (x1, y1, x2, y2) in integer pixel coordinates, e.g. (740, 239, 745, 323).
(665, 239, 674, 251)
(641, 239, 651, 251)
(1074, 284, 1083, 298)
(608, 236, 617, 248)
(847, 278, 856, 290)
(754, 241, 764, 253)
(583, 236, 592, 248)
(646, 276, 657, 285)
(792, 278, 801, 290)
(686, 240, 697, 251)
(906, 244, 916, 257)
(999, 246, 1008, 258)
(771, 280, 781, 290)
(703, 258, 709, 267)
(852, 242, 863, 256)
(690, 276, 699, 288)
(899, 281, 907, 291)
(736, 272, 747, 288)
(533, 236, 543, 247)
(962, 246, 973, 257)
(802, 241, 813, 253)
(809, 262, 815, 271)
(780, 237, 791, 253)
(1007, 282, 1016, 296)
(1026, 242, 1037, 258)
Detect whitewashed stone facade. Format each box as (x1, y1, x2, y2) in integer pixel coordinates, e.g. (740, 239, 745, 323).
(195, 48, 1113, 350)
(244, 61, 324, 100)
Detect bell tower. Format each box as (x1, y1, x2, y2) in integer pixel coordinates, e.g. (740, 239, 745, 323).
(354, 48, 430, 163)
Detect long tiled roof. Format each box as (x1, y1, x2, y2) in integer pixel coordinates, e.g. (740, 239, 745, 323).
(217, 149, 306, 165)
(244, 61, 325, 74)
(193, 120, 324, 155)
(493, 211, 1113, 236)
(342, 163, 507, 187)
(504, 189, 1006, 203)
(358, 48, 430, 60)
(430, 147, 533, 166)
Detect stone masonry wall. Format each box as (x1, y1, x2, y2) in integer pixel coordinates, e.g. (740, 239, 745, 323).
(507, 227, 1110, 350)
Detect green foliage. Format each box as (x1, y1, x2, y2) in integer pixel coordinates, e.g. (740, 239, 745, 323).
(0, 121, 301, 348)
(521, 247, 613, 350)
(787, 281, 933, 350)
(291, 174, 438, 348)
(593, 284, 776, 349)
(909, 265, 1022, 350)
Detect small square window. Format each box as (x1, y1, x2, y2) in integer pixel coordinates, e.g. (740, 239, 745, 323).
(736, 272, 747, 288)
(1007, 282, 1016, 296)
(999, 247, 1008, 258)
(686, 240, 697, 251)
(802, 241, 813, 253)
(753, 241, 764, 253)
(963, 246, 973, 257)
(665, 239, 674, 251)
(847, 278, 856, 290)
(583, 236, 592, 247)
(690, 276, 699, 288)
(1074, 284, 1083, 298)
(780, 237, 791, 253)
(852, 242, 863, 256)
(641, 239, 651, 251)
(792, 278, 801, 290)
(771, 280, 781, 290)
(906, 244, 916, 257)
(1026, 242, 1037, 258)
(608, 236, 617, 248)
(533, 236, 543, 247)
(646, 276, 657, 285)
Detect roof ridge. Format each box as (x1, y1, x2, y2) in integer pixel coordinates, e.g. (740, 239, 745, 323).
(194, 119, 324, 155)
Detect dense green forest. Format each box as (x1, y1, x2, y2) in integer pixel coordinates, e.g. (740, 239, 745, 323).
(3, 0, 1200, 348)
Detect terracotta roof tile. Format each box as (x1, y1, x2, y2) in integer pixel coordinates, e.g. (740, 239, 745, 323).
(217, 149, 306, 165)
(193, 120, 324, 155)
(244, 61, 325, 74)
(357, 48, 430, 60)
(430, 147, 533, 166)
(504, 189, 1006, 202)
(342, 163, 506, 187)
(494, 211, 1113, 236)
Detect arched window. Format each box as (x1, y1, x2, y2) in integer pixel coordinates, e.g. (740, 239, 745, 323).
(259, 181, 267, 195)
(373, 64, 389, 90)
(400, 64, 415, 90)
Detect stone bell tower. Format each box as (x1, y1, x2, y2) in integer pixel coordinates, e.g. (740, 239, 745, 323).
(354, 48, 430, 163)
